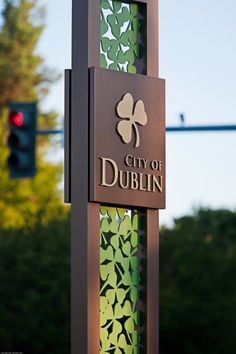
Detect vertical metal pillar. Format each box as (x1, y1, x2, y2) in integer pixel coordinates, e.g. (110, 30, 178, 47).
(69, 0, 162, 353)
(71, 1, 100, 353)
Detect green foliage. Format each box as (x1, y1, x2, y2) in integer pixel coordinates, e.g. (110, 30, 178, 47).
(0, 0, 64, 229)
(0, 214, 70, 353)
(0, 207, 236, 353)
(100, 207, 142, 353)
(0, 0, 59, 105)
(0, 106, 64, 229)
(160, 208, 236, 354)
(0, 3, 69, 349)
(100, 0, 141, 73)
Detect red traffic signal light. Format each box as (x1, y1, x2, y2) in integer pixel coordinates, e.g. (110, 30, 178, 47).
(9, 111, 24, 127)
(7, 103, 37, 179)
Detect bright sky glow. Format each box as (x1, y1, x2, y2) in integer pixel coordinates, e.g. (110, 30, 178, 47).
(36, 0, 236, 224)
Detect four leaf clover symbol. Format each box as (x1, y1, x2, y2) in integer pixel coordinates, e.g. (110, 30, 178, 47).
(116, 93, 148, 148)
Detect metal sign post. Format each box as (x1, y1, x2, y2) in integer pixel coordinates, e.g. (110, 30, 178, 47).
(66, 0, 165, 353)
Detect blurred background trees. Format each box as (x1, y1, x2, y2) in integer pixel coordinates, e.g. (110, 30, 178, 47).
(1, 206, 236, 353)
(160, 208, 236, 354)
(0, 216, 70, 353)
(0, 0, 64, 229)
(0, 0, 70, 352)
(0, 1, 235, 354)
(0, 0, 56, 105)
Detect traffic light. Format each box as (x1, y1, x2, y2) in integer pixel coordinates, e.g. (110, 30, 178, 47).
(7, 102, 37, 178)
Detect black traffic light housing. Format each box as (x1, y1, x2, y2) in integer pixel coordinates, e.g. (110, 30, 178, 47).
(7, 102, 37, 178)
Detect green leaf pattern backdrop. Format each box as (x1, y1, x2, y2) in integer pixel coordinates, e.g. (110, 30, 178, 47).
(100, 1, 147, 352)
(100, 207, 146, 353)
(100, 0, 143, 73)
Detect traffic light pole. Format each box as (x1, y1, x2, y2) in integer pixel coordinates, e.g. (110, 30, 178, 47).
(167, 124, 236, 132)
(36, 129, 63, 135)
(37, 124, 236, 137)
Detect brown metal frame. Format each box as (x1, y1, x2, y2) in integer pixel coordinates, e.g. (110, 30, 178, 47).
(70, 0, 161, 353)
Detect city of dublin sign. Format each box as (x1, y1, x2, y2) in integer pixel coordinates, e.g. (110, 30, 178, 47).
(90, 68, 165, 209)
(66, 0, 166, 353)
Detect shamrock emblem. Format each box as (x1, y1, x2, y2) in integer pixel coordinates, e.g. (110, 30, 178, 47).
(116, 93, 148, 148)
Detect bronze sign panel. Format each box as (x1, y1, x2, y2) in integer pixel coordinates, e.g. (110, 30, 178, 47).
(90, 67, 165, 209)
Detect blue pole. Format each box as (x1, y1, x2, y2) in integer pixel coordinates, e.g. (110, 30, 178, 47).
(166, 125, 236, 132)
(37, 125, 236, 135)
(36, 129, 64, 135)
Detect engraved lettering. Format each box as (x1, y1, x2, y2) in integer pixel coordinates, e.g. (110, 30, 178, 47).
(147, 173, 152, 192)
(159, 161, 164, 171)
(143, 158, 148, 169)
(131, 172, 139, 190)
(119, 170, 129, 189)
(139, 173, 147, 191)
(153, 175, 163, 193)
(100, 157, 163, 194)
(100, 157, 118, 187)
(125, 155, 133, 167)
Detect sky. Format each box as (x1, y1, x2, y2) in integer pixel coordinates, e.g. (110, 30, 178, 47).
(35, 0, 236, 225)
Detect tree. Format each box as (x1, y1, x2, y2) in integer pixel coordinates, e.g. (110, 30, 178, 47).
(0, 2, 70, 351)
(0, 216, 70, 353)
(0, 0, 65, 229)
(0, 0, 58, 105)
(160, 208, 236, 354)
(1, 208, 236, 353)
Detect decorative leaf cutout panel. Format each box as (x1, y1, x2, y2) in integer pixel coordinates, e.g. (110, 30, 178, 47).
(100, 207, 147, 353)
(100, 0, 147, 74)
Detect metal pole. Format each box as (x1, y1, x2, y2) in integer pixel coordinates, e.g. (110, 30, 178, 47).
(166, 124, 236, 132)
(36, 129, 63, 135)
